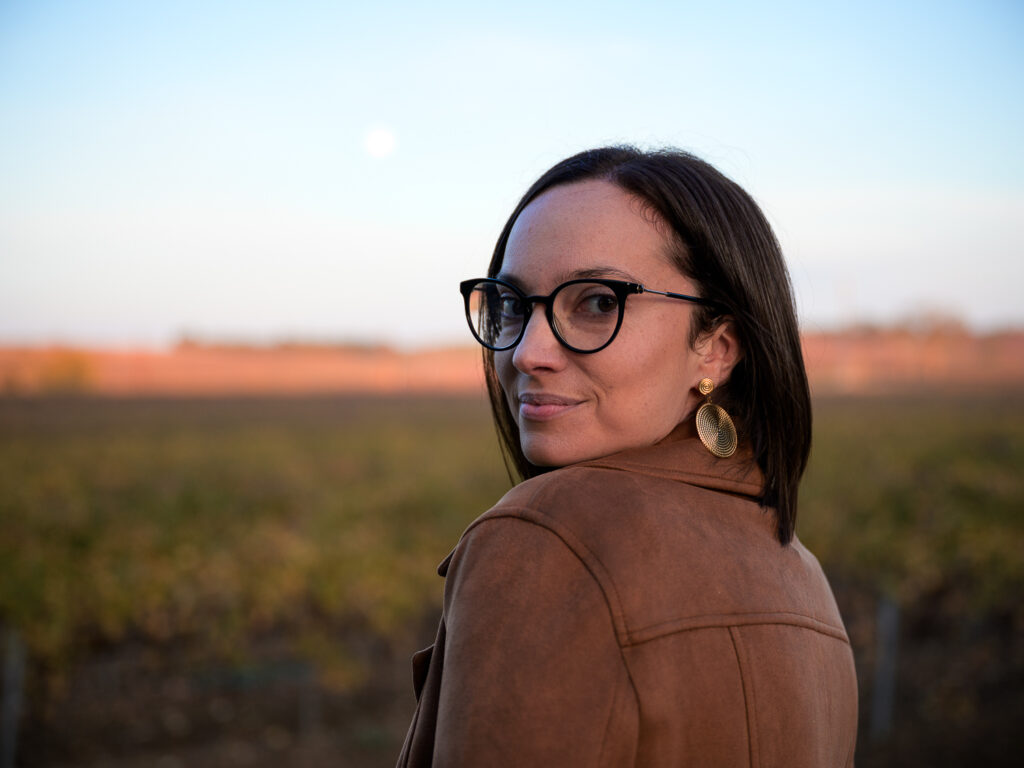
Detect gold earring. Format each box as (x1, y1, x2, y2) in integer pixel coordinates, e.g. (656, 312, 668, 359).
(695, 378, 737, 458)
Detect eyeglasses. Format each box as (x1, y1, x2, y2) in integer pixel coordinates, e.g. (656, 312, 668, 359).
(459, 277, 716, 354)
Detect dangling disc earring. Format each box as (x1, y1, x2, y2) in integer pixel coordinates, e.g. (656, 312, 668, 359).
(695, 378, 737, 458)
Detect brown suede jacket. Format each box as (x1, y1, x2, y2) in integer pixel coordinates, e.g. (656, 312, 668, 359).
(398, 421, 858, 767)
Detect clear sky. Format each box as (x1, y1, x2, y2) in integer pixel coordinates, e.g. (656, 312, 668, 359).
(1, 0, 1021, 348)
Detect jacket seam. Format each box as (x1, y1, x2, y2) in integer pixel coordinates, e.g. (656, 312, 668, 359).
(461, 512, 640, 765)
(462, 507, 632, 644)
(621, 647, 642, 768)
(594, 650, 634, 768)
(624, 611, 850, 647)
(729, 626, 759, 768)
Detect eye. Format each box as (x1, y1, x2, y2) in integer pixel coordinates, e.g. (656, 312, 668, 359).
(576, 288, 619, 316)
(590, 293, 619, 313)
(499, 291, 527, 318)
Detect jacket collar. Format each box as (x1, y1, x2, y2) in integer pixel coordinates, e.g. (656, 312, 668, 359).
(438, 419, 765, 576)
(576, 418, 765, 500)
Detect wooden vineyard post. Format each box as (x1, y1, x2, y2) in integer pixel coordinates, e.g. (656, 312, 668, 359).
(870, 593, 900, 741)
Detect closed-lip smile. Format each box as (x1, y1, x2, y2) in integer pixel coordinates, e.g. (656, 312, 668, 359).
(517, 392, 583, 421)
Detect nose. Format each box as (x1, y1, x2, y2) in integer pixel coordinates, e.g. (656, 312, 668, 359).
(510, 305, 566, 373)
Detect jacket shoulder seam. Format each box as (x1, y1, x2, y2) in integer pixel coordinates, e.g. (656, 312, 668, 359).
(461, 509, 643, 761)
(463, 507, 632, 645)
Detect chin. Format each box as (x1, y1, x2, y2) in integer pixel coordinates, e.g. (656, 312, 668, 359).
(521, 435, 595, 469)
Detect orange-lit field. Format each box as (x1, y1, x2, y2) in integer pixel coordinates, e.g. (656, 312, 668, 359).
(1, 388, 1022, 766)
(2, 326, 1023, 397)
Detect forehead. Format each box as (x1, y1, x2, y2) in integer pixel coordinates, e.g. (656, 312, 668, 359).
(501, 179, 676, 288)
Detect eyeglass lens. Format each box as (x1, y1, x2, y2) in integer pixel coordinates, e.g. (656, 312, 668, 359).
(466, 281, 622, 352)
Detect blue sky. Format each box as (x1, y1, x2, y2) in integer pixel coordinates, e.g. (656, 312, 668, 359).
(1, 0, 1021, 347)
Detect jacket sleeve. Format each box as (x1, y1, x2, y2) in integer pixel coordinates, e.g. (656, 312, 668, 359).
(433, 514, 635, 767)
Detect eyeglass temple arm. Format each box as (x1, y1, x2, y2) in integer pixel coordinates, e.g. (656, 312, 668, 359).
(638, 286, 718, 308)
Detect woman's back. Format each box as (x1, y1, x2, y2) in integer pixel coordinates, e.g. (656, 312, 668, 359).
(400, 426, 858, 767)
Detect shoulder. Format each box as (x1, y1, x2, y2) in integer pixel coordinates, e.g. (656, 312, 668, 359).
(448, 459, 847, 644)
(445, 469, 617, 602)
(436, 467, 637, 640)
(440, 486, 627, 655)
(449, 464, 667, 588)
(461, 460, 765, 572)
(444, 464, 717, 646)
(468, 462, 691, 537)
(433, 475, 637, 766)
(464, 465, 633, 553)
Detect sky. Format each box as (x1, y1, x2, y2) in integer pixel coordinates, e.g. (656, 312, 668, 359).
(1, 0, 1022, 348)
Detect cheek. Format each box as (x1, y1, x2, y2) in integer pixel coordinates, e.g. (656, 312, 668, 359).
(494, 352, 516, 404)
(596, 336, 694, 424)
(604, 367, 684, 419)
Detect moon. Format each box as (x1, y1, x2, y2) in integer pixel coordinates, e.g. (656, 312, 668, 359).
(365, 128, 397, 158)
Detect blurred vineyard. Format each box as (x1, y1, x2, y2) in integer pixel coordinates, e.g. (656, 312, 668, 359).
(1, 393, 1022, 767)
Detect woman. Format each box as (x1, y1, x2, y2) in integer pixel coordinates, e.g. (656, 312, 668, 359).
(398, 147, 858, 767)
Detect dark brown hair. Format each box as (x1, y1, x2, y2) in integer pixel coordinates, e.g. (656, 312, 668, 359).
(482, 146, 811, 545)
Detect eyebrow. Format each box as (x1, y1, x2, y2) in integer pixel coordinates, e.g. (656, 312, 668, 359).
(496, 265, 639, 290)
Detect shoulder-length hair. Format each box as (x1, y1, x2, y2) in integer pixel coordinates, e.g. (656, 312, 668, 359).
(482, 146, 812, 545)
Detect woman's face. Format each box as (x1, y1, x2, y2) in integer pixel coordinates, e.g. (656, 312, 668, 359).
(496, 179, 715, 467)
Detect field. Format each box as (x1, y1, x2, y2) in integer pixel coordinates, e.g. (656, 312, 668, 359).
(1, 393, 1022, 767)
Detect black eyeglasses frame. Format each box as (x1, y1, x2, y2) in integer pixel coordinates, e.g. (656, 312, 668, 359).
(459, 276, 718, 354)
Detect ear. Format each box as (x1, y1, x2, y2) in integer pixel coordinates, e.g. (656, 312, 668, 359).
(693, 319, 743, 387)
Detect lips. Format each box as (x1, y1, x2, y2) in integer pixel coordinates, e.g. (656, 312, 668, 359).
(517, 392, 583, 421)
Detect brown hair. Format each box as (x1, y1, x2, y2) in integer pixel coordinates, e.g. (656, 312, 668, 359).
(482, 146, 811, 545)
